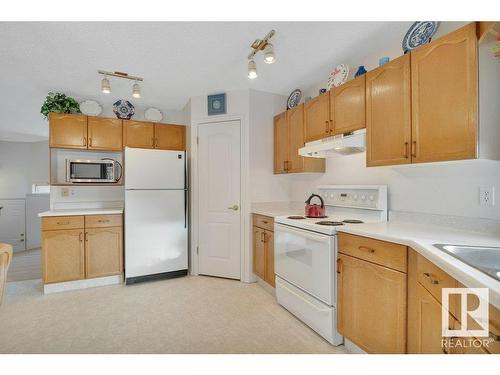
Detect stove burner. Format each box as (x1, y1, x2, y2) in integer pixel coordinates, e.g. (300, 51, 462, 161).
(306, 215, 328, 219)
(342, 219, 364, 224)
(316, 221, 344, 226)
(288, 216, 306, 220)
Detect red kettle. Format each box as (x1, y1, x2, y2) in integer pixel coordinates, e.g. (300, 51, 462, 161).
(305, 194, 326, 218)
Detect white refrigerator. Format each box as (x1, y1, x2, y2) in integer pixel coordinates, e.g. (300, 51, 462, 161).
(124, 148, 188, 284)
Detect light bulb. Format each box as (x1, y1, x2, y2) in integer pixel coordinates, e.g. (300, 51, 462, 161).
(101, 76, 111, 94)
(263, 43, 276, 64)
(248, 59, 257, 79)
(132, 81, 141, 98)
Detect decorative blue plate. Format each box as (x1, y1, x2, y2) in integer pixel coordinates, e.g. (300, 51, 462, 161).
(402, 22, 440, 53)
(287, 89, 302, 110)
(113, 100, 135, 119)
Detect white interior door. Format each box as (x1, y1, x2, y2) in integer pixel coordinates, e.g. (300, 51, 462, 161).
(198, 120, 241, 279)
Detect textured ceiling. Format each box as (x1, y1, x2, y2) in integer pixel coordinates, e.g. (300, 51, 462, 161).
(0, 22, 411, 141)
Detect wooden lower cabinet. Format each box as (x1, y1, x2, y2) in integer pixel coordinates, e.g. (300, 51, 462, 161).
(42, 214, 123, 284)
(337, 253, 407, 353)
(252, 214, 275, 287)
(42, 229, 85, 284)
(85, 227, 123, 279)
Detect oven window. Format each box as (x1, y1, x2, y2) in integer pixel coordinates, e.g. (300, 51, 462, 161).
(71, 163, 106, 179)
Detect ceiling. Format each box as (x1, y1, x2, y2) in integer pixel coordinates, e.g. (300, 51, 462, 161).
(0, 22, 411, 141)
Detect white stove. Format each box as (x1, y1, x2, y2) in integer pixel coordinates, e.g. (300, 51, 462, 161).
(274, 185, 387, 346)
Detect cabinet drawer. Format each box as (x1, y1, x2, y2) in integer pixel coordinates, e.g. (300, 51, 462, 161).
(338, 233, 407, 273)
(42, 216, 84, 231)
(252, 214, 274, 232)
(85, 214, 122, 228)
(416, 254, 457, 305)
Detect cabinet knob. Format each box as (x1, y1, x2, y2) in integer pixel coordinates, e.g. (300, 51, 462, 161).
(358, 245, 375, 254)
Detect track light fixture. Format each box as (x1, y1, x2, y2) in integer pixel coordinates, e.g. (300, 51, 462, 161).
(247, 30, 276, 79)
(248, 59, 258, 79)
(98, 70, 143, 98)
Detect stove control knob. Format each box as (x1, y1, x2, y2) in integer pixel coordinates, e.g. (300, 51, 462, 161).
(353, 194, 358, 201)
(323, 194, 328, 198)
(369, 195, 375, 201)
(330, 193, 334, 198)
(361, 195, 366, 201)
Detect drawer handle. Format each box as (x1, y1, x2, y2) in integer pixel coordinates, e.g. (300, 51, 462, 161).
(98, 219, 110, 223)
(84, 232, 88, 242)
(358, 246, 375, 253)
(423, 272, 440, 285)
(336, 258, 342, 274)
(79, 232, 83, 242)
(261, 220, 269, 224)
(57, 221, 70, 225)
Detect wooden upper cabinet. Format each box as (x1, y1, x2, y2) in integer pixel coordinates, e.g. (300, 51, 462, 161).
(366, 54, 412, 166)
(330, 75, 366, 135)
(49, 113, 87, 149)
(87, 117, 123, 151)
(154, 124, 186, 151)
(337, 253, 407, 353)
(123, 120, 155, 149)
(304, 93, 330, 142)
(274, 111, 288, 174)
(411, 22, 478, 163)
(286, 104, 305, 173)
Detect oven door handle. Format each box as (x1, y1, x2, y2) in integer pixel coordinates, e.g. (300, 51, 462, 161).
(275, 224, 331, 242)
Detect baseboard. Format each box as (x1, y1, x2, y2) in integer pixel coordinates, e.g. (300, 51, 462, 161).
(44, 275, 123, 294)
(344, 338, 367, 354)
(256, 276, 275, 296)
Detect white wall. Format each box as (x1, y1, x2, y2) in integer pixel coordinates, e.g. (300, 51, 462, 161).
(249, 90, 289, 203)
(282, 22, 500, 221)
(0, 140, 49, 199)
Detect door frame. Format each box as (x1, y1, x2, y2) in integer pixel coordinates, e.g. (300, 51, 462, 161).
(190, 114, 252, 283)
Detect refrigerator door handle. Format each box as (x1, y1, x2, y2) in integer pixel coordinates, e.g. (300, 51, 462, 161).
(184, 188, 187, 228)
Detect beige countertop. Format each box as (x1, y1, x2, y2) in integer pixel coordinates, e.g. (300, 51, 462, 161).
(251, 202, 303, 218)
(39, 208, 124, 217)
(337, 221, 500, 309)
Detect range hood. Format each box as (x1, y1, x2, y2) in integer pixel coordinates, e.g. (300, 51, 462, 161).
(299, 129, 366, 158)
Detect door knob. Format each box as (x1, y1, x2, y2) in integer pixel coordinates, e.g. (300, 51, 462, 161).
(227, 204, 239, 211)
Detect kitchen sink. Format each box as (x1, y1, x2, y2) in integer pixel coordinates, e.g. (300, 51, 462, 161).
(433, 244, 500, 281)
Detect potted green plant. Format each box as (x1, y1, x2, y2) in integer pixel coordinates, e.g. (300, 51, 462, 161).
(40, 92, 81, 119)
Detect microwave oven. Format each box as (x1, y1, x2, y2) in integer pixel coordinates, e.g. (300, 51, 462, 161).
(66, 159, 121, 183)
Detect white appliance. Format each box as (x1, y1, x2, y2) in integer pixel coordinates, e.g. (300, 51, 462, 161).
(298, 129, 366, 158)
(66, 158, 122, 183)
(274, 185, 388, 345)
(124, 148, 188, 284)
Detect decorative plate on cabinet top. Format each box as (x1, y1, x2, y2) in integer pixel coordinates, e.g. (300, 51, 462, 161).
(112, 100, 135, 119)
(287, 89, 302, 109)
(327, 64, 349, 89)
(79, 100, 102, 116)
(402, 22, 440, 53)
(144, 107, 163, 122)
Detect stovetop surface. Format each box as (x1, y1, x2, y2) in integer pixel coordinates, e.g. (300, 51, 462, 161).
(275, 214, 382, 235)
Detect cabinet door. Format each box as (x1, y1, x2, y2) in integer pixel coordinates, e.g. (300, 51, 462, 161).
(411, 22, 477, 163)
(155, 124, 186, 151)
(304, 93, 330, 142)
(366, 54, 412, 166)
(49, 113, 87, 149)
(85, 227, 123, 279)
(42, 229, 84, 283)
(123, 120, 155, 149)
(87, 117, 123, 151)
(253, 227, 265, 279)
(410, 283, 448, 353)
(286, 104, 305, 173)
(337, 254, 407, 353)
(273, 111, 288, 174)
(330, 75, 366, 135)
(265, 230, 275, 287)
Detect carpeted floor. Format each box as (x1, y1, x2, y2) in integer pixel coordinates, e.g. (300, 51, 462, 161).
(7, 248, 42, 282)
(0, 275, 348, 354)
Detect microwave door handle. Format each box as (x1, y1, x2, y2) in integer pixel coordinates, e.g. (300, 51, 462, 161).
(114, 160, 123, 182)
